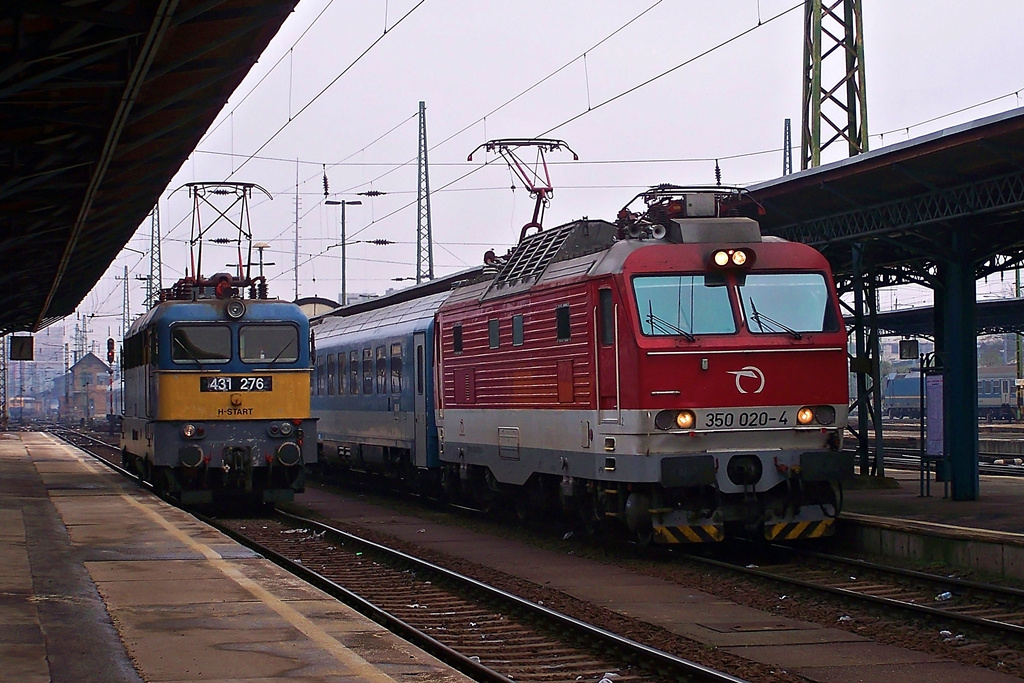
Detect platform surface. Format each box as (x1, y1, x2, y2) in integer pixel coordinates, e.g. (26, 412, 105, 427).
(843, 466, 1024, 538)
(0, 431, 469, 683)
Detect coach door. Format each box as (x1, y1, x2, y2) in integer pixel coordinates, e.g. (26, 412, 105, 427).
(413, 332, 428, 467)
(596, 288, 621, 424)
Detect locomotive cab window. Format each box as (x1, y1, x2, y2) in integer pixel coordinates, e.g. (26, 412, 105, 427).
(170, 325, 231, 364)
(632, 275, 735, 337)
(738, 273, 839, 334)
(240, 324, 299, 363)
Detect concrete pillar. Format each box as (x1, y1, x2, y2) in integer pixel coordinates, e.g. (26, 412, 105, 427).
(940, 230, 979, 501)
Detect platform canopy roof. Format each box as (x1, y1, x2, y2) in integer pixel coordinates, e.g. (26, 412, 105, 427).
(735, 107, 1024, 289)
(0, 0, 298, 335)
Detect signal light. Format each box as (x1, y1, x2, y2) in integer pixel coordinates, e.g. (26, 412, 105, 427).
(107, 337, 115, 363)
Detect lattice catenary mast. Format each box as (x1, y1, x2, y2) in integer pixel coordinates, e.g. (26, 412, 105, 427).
(147, 203, 162, 309)
(801, 0, 868, 169)
(416, 101, 434, 284)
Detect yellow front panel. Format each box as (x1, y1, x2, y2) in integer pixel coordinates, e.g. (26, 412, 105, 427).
(155, 371, 311, 420)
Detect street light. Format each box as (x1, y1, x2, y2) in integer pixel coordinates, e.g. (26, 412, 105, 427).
(325, 199, 362, 305)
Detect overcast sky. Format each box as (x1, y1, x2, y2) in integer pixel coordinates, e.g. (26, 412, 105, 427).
(75, 0, 1024, 337)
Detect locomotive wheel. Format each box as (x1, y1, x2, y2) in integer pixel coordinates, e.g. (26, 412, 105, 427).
(514, 498, 532, 523)
(634, 525, 655, 547)
(576, 498, 602, 537)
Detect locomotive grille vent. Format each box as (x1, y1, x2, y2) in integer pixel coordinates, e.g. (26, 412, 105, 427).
(485, 223, 576, 295)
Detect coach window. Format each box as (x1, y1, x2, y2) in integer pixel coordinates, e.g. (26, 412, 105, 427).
(337, 353, 345, 394)
(376, 346, 387, 394)
(362, 348, 373, 394)
(317, 355, 326, 395)
(240, 324, 299, 363)
(513, 314, 524, 346)
(556, 305, 571, 342)
(453, 323, 463, 353)
(171, 325, 231, 364)
(598, 289, 614, 345)
(350, 350, 360, 395)
(489, 319, 500, 349)
(391, 343, 402, 393)
(326, 354, 336, 395)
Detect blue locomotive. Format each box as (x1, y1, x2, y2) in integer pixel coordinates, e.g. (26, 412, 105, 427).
(121, 276, 318, 504)
(120, 182, 317, 505)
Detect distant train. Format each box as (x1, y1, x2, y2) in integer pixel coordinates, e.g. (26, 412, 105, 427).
(120, 182, 317, 505)
(882, 366, 1020, 421)
(312, 185, 853, 544)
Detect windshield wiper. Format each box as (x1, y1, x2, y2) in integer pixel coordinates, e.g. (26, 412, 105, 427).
(269, 338, 297, 363)
(647, 302, 695, 341)
(748, 298, 802, 340)
(173, 335, 206, 364)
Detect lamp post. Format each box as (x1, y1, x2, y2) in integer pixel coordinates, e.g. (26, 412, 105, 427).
(325, 200, 362, 305)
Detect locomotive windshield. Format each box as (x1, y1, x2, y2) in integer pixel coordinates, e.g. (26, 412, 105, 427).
(739, 273, 839, 334)
(171, 325, 231, 363)
(632, 275, 736, 337)
(240, 324, 300, 363)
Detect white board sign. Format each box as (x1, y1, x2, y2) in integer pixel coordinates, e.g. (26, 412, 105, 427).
(926, 374, 943, 457)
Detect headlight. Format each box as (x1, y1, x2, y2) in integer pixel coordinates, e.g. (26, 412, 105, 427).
(710, 248, 756, 269)
(182, 423, 205, 438)
(797, 407, 815, 425)
(815, 405, 836, 425)
(226, 300, 246, 319)
(676, 410, 696, 429)
(654, 409, 697, 430)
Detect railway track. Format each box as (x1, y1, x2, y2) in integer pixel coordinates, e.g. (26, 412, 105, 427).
(690, 545, 1024, 641)
(47, 426, 748, 683)
(845, 446, 1024, 476)
(210, 511, 746, 683)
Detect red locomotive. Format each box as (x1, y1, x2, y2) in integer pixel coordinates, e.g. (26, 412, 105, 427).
(434, 184, 852, 543)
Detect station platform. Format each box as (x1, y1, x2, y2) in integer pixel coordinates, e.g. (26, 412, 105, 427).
(840, 467, 1024, 581)
(0, 431, 469, 683)
(843, 467, 1024, 535)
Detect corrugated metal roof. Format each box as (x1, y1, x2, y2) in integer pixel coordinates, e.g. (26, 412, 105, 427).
(0, 0, 298, 334)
